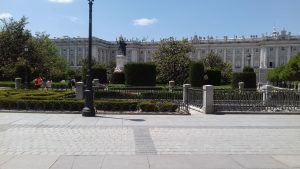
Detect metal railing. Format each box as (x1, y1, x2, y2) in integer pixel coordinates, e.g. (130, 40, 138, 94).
(214, 89, 300, 113)
(187, 88, 203, 109)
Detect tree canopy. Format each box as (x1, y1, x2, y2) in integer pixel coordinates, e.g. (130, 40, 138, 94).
(0, 17, 68, 81)
(200, 52, 232, 84)
(268, 53, 300, 82)
(154, 37, 193, 85)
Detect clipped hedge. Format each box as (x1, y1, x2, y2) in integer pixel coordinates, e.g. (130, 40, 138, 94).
(0, 81, 15, 88)
(94, 91, 138, 99)
(125, 63, 156, 86)
(111, 72, 125, 84)
(189, 61, 204, 87)
(0, 99, 84, 111)
(140, 91, 182, 100)
(206, 70, 221, 86)
(95, 100, 139, 111)
(139, 101, 178, 112)
(243, 66, 255, 73)
(93, 66, 107, 84)
(232, 72, 256, 89)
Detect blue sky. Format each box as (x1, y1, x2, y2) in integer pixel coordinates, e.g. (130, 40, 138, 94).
(0, 0, 299, 41)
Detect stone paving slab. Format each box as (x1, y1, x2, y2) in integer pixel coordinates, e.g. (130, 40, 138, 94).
(231, 155, 289, 169)
(0, 155, 59, 169)
(1, 155, 299, 169)
(147, 155, 244, 169)
(101, 155, 149, 169)
(272, 155, 300, 168)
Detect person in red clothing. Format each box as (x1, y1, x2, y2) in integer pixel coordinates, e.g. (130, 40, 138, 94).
(34, 76, 43, 89)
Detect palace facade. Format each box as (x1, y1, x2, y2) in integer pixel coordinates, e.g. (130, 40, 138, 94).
(52, 29, 300, 73)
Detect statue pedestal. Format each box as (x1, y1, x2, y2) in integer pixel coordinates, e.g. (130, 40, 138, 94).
(114, 55, 126, 72)
(258, 68, 269, 84)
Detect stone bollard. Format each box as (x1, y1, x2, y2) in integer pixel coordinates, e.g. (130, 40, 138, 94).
(93, 79, 99, 86)
(183, 84, 191, 105)
(15, 78, 22, 89)
(238, 82, 244, 92)
(203, 85, 214, 114)
(263, 85, 272, 106)
(169, 81, 175, 92)
(75, 82, 84, 99)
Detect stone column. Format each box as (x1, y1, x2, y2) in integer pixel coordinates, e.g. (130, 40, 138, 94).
(287, 46, 291, 62)
(239, 82, 244, 92)
(183, 84, 191, 104)
(251, 48, 254, 67)
(203, 85, 214, 114)
(169, 81, 175, 92)
(75, 82, 84, 99)
(233, 49, 236, 70)
(223, 48, 227, 62)
(263, 85, 272, 105)
(15, 78, 22, 89)
(275, 47, 279, 67)
(242, 48, 245, 69)
(260, 47, 267, 68)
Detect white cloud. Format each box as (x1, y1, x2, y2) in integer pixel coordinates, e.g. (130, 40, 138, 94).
(0, 13, 12, 19)
(65, 16, 82, 24)
(133, 18, 158, 26)
(48, 0, 73, 4)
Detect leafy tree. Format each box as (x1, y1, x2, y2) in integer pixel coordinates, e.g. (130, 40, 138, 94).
(200, 52, 232, 84)
(0, 17, 68, 81)
(267, 53, 300, 82)
(154, 37, 193, 85)
(0, 17, 31, 80)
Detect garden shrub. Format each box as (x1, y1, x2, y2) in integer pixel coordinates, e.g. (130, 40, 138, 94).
(139, 101, 178, 112)
(206, 70, 221, 86)
(111, 72, 125, 84)
(94, 91, 138, 99)
(157, 102, 178, 112)
(140, 91, 182, 100)
(189, 61, 204, 87)
(232, 72, 256, 89)
(139, 101, 157, 112)
(125, 63, 156, 86)
(93, 65, 107, 84)
(243, 66, 255, 73)
(95, 100, 139, 111)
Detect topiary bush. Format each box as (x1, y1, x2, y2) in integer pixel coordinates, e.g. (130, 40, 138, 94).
(232, 72, 256, 89)
(93, 65, 107, 84)
(139, 101, 178, 112)
(111, 72, 125, 84)
(206, 70, 221, 86)
(125, 63, 156, 86)
(189, 61, 204, 87)
(243, 66, 254, 73)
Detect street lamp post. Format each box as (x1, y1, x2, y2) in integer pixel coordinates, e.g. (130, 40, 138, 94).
(82, 0, 95, 117)
(24, 46, 29, 89)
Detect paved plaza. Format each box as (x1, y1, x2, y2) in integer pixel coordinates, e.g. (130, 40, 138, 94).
(0, 112, 299, 169)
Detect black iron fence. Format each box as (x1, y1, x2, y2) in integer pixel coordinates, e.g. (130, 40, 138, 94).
(214, 89, 300, 113)
(187, 88, 203, 109)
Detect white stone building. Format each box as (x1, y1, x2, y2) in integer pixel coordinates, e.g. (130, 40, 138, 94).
(52, 29, 300, 74)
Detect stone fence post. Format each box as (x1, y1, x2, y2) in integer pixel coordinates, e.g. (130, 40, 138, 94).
(298, 83, 300, 92)
(238, 82, 244, 92)
(203, 85, 214, 114)
(183, 84, 191, 104)
(169, 81, 175, 92)
(15, 78, 22, 89)
(76, 82, 84, 99)
(263, 85, 272, 105)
